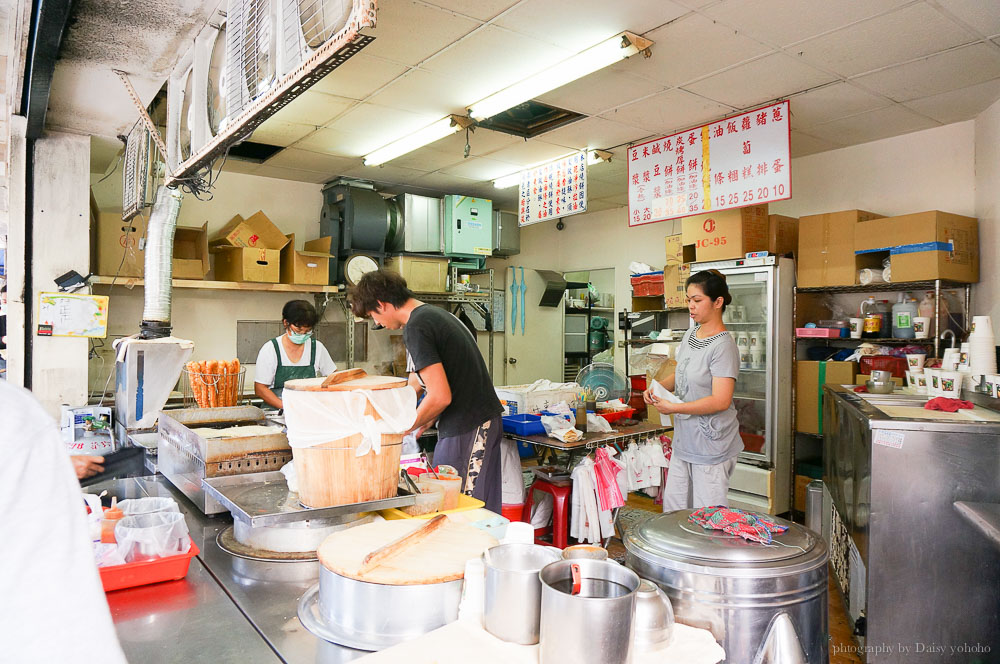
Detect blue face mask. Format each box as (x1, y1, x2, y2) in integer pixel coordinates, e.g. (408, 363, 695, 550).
(288, 330, 312, 345)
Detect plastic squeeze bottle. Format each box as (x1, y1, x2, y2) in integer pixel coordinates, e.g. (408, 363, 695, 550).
(101, 497, 124, 544)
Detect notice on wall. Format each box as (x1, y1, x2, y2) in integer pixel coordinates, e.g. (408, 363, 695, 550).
(38, 292, 109, 338)
(627, 100, 790, 227)
(519, 151, 588, 226)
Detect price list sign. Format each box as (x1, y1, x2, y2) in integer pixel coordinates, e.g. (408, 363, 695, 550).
(628, 100, 790, 227)
(519, 151, 588, 226)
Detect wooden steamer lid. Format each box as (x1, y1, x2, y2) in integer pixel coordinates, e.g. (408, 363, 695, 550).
(284, 368, 407, 392)
(317, 518, 497, 585)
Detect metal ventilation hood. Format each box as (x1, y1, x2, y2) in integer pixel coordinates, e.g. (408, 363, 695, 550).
(537, 270, 588, 307)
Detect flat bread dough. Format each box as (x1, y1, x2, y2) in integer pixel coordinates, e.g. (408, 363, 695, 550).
(317, 518, 496, 585)
(190, 425, 284, 439)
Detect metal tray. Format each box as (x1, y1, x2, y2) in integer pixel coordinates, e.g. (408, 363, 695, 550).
(202, 472, 416, 527)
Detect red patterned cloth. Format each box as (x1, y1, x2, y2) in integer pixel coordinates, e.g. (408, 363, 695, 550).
(924, 397, 974, 412)
(688, 506, 788, 544)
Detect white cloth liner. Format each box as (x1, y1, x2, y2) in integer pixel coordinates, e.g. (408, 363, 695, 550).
(283, 386, 417, 456)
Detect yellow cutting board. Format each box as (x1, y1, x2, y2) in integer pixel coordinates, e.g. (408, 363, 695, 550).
(318, 519, 496, 585)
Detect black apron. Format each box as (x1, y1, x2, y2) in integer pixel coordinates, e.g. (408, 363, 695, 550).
(271, 337, 318, 398)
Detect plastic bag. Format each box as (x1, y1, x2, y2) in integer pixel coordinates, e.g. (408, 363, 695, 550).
(115, 512, 190, 563)
(279, 460, 298, 493)
(540, 415, 583, 442)
(118, 497, 179, 516)
(500, 438, 525, 504)
(586, 413, 613, 433)
(283, 386, 417, 455)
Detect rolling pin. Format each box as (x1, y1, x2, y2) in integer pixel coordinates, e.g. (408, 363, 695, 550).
(358, 514, 449, 575)
(320, 368, 367, 388)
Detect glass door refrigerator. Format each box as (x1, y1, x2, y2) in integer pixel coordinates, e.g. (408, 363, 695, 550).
(687, 255, 794, 514)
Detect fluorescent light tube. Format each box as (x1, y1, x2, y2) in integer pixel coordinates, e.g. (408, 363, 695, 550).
(493, 172, 522, 189)
(363, 117, 461, 166)
(469, 32, 650, 121)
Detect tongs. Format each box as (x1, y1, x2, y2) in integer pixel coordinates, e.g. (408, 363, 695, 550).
(400, 468, 421, 495)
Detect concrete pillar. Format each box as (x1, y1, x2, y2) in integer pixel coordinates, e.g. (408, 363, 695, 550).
(6, 114, 25, 386)
(30, 131, 90, 416)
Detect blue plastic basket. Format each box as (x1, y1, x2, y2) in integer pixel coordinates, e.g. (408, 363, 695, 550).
(502, 414, 545, 436)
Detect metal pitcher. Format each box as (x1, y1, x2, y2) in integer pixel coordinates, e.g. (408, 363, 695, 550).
(539, 559, 640, 664)
(483, 543, 561, 645)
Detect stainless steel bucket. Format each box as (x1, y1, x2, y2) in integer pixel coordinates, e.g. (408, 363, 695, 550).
(624, 510, 828, 664)
(484, 543, 562, 644)
(315, 565, 463, 650)
(539, 559, 640, 664)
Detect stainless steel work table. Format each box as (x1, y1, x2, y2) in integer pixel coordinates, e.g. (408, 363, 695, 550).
(91, 476, 367, 664)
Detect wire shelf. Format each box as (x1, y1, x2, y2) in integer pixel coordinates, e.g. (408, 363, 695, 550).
(795, 280, 969, 294)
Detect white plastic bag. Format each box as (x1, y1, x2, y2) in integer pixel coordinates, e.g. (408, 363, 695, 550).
(500, 438, 525, 504)
(115, 512, 190, 563)
(587, 413, 613, 433)
(118, 497, 179, 516)
(283, 386, 417, 456)
(279, 461, 298, 493)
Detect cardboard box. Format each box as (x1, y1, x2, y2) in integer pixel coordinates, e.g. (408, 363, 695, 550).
(663, 263, 691, 309)
(279, 234, 332, 286)
(796, 360, 858, 435)
(213, 246, 281, 283)
(797, 210, 883, 288)
(794, 474, 811, 513)
(94, 210, 147, 278)
(854, 211, 979, 284)
(664, 234, 696, 265)
(632, 296, 665, 312)
(172, 223, 210, 280)
(386, 254, 449, 292)
(210, 211, 290, 250)
(646, 359, 677, 427)
(768, 215, 798, 257)
(681, 204, 768, 262)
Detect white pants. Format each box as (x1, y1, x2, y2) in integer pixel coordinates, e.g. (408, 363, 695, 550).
(661, 457, 738, 512)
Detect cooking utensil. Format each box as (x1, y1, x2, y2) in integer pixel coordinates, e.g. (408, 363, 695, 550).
(359, 514, 447, 574)
(320, 367, 367, 388)
(866, 380, 894, 394)
(539, 558, 639, 664)
(633, 579, 674, 650)
(483, 543, 561, 645)
(561, 544, 608, 560)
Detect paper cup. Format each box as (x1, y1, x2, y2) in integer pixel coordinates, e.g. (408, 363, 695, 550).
(905, 371, 918, 389)
(849, 318, 863, 339)
(740, 351, 751, 369)
(941, 349, 960, 371)
(905, 354, 926, 371)
(750, 349, 764, 369)
(915, 373, 928, 394)
(925, 369, 940, 397)
(913, 317, 930, 339)
(988, 375, 1000, 398)
(939, 371, 963, 399)
(971, 316, 995, 338)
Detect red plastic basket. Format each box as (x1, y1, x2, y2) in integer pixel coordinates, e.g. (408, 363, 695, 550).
(597, 408, 636, 424)
(100, 538, 200, 592)
(859, 355, 908, 379)
(631, 272, 664, 297)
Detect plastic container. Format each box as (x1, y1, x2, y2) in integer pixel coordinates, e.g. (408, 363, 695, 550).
(101, 498, 124, 544)
(795, 328, 841, 338)
(118, 497, 179, 516)
(100, 538, 200, 592)
(114, 512, 191, 563)
(417, 474, 463, 510)
(859, 355, 908, 379)
(877, 300, 893, 338)
(399, 487, 445, 516)
(502, 414, 545, 436)
(502, 503, 526, 523)
(861, 297, 881, 339)
(596, 408, 636, 424)
(630, 272, 665, 297)
(380, 493, 485, 520)
(891, 293, 917, 339)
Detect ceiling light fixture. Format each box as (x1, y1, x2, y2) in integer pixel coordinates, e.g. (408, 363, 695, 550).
(493, 149, 614, 188)
(363, 114, 474, 167)
(469, 31, 653, 121)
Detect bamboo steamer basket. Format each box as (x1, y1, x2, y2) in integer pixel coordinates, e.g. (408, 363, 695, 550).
(284, 375, 409, 509)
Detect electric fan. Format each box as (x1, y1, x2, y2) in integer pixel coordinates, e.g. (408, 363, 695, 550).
(575, 362, 628, 402)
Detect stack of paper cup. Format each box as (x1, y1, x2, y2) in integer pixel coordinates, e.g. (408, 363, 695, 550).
(968, 315, 997, 380)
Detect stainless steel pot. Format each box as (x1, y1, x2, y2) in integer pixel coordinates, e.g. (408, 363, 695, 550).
(539, 559, 639, 664)
(624, 510, 828, 664)
(304, 564, 463, 651)
(232, 512, 369, 553)
(483, 543, 561, 644)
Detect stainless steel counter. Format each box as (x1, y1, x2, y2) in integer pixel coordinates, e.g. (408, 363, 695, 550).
(92, 476, 367, 663)
(822, 387, 1000, 663)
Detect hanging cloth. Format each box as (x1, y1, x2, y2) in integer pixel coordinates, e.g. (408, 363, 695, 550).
(593, 447, 625, 511)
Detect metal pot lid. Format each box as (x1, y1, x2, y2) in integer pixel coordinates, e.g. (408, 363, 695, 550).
(625, 510, 817, 565)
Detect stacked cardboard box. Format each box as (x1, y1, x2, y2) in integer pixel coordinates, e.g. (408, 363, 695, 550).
(795, 361, 858, 434)
(210, 211, 289, 283)
(796, 210, 884, 287)
(173, 223, 210, 280)
(681, 205, 769, 262)
(854, 211, 978, 284)
(280, 234, 332, 286)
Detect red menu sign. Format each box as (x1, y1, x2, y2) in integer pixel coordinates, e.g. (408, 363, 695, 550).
(628, 100, 791, 227)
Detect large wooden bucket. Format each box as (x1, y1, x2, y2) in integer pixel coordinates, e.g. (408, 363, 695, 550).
(292, 399, 404, 508)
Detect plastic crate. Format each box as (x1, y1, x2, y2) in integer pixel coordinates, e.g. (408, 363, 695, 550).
(859, 355, 908, 379)
(597, 408, 636, 424)
(380, 494, 485, 520)
(100, 538, 200, 592)
(502, 413, 545, 436)
(630, 271, 665, 297)
(516, 440, 535, 458)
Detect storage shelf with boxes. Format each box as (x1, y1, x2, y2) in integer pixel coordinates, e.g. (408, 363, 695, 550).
(210, 211, 291, 284)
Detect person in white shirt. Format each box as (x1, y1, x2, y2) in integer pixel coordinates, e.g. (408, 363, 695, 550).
(254, 300, 336, 409)
(0, 382, 127, 663)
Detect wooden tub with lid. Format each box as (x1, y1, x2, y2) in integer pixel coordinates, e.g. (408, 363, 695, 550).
(284, 370, 410, 508)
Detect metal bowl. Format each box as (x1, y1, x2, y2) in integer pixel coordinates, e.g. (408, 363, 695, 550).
(633, 579, 674, 649)
(866, 380, 895, 394)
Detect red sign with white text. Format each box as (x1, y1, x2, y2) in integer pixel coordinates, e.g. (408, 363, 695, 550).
(627, 100, 791, 227)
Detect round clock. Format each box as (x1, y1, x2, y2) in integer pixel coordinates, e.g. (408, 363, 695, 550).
(344, 254, 379, 286)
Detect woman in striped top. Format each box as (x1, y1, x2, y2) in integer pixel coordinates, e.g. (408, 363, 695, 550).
(643, 270, 743, 511)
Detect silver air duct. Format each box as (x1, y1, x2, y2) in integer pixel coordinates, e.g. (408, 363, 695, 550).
(141, 186, 184, 338)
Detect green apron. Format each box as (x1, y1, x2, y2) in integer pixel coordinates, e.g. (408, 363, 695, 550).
(272, 336, 318, 398)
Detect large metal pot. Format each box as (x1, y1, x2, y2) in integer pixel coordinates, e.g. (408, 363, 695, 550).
(484, 543, 562, 645)
(299, 564, 463, 651)
(624, 510, 828, 664)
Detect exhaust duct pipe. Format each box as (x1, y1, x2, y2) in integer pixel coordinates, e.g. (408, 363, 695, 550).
(140, 185, 184, 338)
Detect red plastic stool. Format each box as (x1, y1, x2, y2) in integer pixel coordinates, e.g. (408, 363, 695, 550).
(521, 479, 572, 549)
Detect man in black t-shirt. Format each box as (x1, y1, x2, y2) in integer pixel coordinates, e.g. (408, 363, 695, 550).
(351, 270, 503, 512)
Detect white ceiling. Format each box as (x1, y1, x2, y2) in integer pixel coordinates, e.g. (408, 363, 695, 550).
(50, 0, 1000, 211)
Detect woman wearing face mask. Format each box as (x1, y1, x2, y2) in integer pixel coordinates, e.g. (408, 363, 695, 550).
(643, 270, 742, 512)
(254, 300, 337, 409)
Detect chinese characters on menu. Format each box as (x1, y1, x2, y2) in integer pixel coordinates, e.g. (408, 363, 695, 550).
(519, 151, 588, 226)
